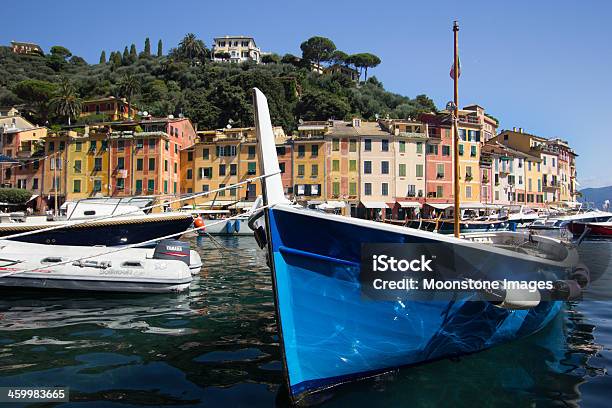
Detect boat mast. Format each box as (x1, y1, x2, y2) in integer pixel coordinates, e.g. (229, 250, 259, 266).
(452, 21, 460, 237)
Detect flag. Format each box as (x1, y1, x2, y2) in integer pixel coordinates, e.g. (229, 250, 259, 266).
(450, 56, 461, 79)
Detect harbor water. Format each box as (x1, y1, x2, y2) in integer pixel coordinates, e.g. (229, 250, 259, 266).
(0, 235, 610, 407)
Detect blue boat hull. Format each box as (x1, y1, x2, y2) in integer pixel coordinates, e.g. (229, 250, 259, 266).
(266, 207, 565, 401)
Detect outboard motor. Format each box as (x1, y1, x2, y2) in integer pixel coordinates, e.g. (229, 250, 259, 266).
(153, 239, 190, 266)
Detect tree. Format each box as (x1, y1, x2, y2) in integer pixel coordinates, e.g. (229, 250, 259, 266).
(178, 33, 206, 63)
(111, 51, 122, 67)
(122, 46, 129, 64)
(281, 53, 301, 66)
(300, 36, 336, 68)
(50, 46, 72, 60)
(261, 54, 280, 64)
(157, 39, 163, 57)
(13, 79, 58, 120)
(360, 53, 381, 81)
(214, 51, 231, 61)
(144, 38, 151, 56)
(295, 90, 351, 121)
(330, 50, 348, 66)
(99, 50, 106, 64)
(50, 78, 82, 125)
(0, 188, 33, 203)
(129, 43, 137, 62)
(118, 72, 141, 118)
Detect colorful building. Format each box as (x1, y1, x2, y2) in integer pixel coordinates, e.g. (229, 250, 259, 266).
(420, 114, 453, 204)
(325, 120, 360, 215)
(293, 121, 327, 206)
(81, 97, 138, 121)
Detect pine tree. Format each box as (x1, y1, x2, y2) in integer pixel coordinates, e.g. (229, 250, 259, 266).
(111, 51, 122, 66)
(157, 39, 163, 57)
(144, 38, 151, 56)
(99, 50, 106, 64)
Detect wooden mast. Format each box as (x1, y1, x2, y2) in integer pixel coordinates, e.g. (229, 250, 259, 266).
(453, 21, 460, 238)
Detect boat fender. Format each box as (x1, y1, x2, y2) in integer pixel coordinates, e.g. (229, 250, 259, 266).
(248, 210, 268, 249)
(550, 280, 582, 301)
(226, 220, 234, 234)
(494, 287, 541, 310)
(570, 264, 590, 288)
(234, 219, 241, 233)
(153, 239, 190, 265)
(193, 216, 205, 231)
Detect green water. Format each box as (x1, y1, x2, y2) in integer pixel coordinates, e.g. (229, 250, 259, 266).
(0, 235, 609, 407)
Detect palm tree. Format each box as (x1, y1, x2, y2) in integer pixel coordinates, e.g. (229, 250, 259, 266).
(118, 73, 141, 119)
(50, 78, 82, 125)
(178, 33, 206, 63)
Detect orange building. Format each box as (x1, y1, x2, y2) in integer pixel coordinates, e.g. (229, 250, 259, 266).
(81, 97, 138, 121)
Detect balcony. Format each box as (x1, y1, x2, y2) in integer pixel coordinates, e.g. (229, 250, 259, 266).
(397, 131, 428, 140)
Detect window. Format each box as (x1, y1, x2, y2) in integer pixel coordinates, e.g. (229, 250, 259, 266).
(298, 164, 305, 177)
(93, 179, 102, 192)
(381, 161, 389, 174)
(101, 140, 108, 151)
(427, 145, 438, 155)
(416, 164, 423, 178)
(90, 140, 97, 152)
(137, 139, 144, 149)
(165, 141, 169, 151)
(459, 129, 466, 140)
(74, 160, 82, 173)
(117, 140, 124, 151)
(59, 141, 65, 151)
(247, 162, 256, 175)
(136, 158, 143, 171)
(399, 164, 406, 177)
(349, 182, 357, 196)
(332, 160, 340, 171)
(174, 163, 178, 174)
(364, 161, 372, 174)
(364, 183, 372, 196)
(466, 166, 472, 178)
(187, 151, 193, 161)
(349, 140, 357, 152)
(552, 158, 556, 167)
(528, 161, 532, 171)
(117, 157, 125, 170)
(437, 163, 444, 178)
(48, 141, 55, 152)
(470, 145, 477, 157)
(399, 141, 406, 153)
(187, 169, 193, 179)
(416, 142, 423, 154)
(333, 182, 340, 196)
(279, 163, 285, 173)
(219, 164, 226, 176)
(298, 145, 305, 157)
(203, 148, 209, 159)
(349, 160, 357, 172)
(407, 185, 416, 196)
(528, 178, 532, 191)
(148, 139, 156, 150)
(174, 182, 177, 194)
(75, 141, 82, 152)
(466, 185, 472, 198)
(135, 180, 142, 193)
(202, 185, 209, 193)
(519, 175, 523, 184)
(381, 139, 389, 151)
(364, 139, 372, 151)
(311, 145, 318, 157)
(117, 178, 125, 190)
(537, 162, 541, 172)
(248, 146, 256, 158)
(276, 146, 286, 156)
(32, 178, 39, 190)
(332, 138, 340, 151)
(381, 182, 389, 196)
(164, 180, 168, 194)
(437, 186, 444, 198)
(94, 158, 102, 171)
(174, 144, 178, 154)
(459, 144, 464, 156)
(311, 164, 318, 177)
(230, 163, 237, 175)
(148, 158, 155, 171)
(538, 179, 542, 192)
(442, 146, 451, 156)
(218, 183, 226, 197)
(148, 179, 155, 192)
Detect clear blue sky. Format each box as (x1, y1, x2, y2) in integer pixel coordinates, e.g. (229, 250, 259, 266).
(2, 0, 610, 187)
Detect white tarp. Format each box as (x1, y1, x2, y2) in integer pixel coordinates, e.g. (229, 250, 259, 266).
(361, 201, 389, 209)
(426, 203, 453, 210)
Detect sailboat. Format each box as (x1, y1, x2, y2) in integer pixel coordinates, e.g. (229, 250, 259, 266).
(251, 78, 588, 402)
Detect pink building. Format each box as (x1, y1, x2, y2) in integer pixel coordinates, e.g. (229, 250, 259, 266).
(420, 113, 453, 204)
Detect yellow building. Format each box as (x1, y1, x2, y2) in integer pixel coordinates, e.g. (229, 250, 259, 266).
(80, 97, 137, 121)
(457, 124, 481, 203)
(293, 122, 327, 204)
(325, 120, 360, 214)
(41, 132, 71, 211)
(65, 130, 111, 201)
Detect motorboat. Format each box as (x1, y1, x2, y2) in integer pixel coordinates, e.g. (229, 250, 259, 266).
(567, 220, 612, 237)
(250, 88, 587, 404)
(406, 218, 512, 234)
(0, 200, 194, 246)
(182, 207, 255, 236)
(529, 208, 612, 230)
(0, 239, 199, 293)
(499, 205, 540, 227)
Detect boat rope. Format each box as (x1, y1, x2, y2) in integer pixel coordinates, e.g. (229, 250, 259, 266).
(0, 171, 280, 241)
(0, 203, 276, 278)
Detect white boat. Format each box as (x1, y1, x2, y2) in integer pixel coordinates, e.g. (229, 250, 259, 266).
(529, 208, 612, 230)
(0, 239, 201, 293)
(498, 205, 540, 227)
(183, 208, 254, 236)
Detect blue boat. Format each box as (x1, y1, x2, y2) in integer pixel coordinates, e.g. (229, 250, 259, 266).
(251, 88, 586, 404)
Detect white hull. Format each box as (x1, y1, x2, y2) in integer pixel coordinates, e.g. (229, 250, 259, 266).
(0, 241, 199, 293)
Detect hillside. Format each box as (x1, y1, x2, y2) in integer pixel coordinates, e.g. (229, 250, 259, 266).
(579, 186, 612, 209)
(0, 35, 437, 132)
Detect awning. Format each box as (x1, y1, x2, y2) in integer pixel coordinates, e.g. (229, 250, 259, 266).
(397, 201, 421, 208)
(425, 203, 453, 210)
(26, 194, 39, 203)
(460, 202, 487, 209)
(361, 201, 389, 209)
(0, 154, 19, 164)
